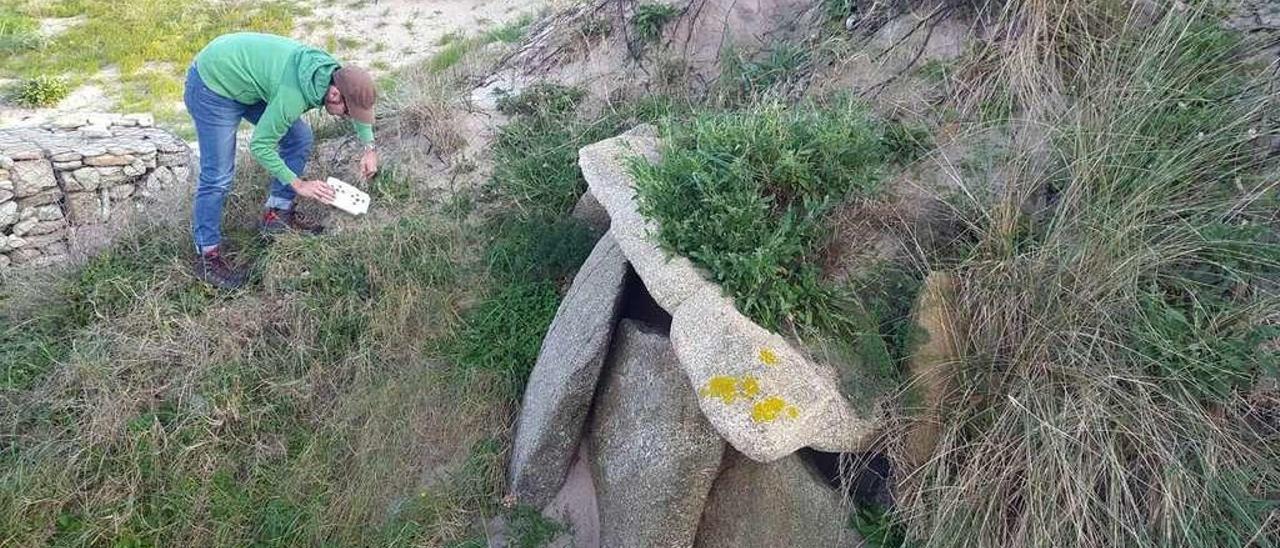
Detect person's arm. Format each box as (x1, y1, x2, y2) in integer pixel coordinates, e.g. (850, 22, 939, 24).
(249, 99, 303, 185)
(353, 120, 378, 180)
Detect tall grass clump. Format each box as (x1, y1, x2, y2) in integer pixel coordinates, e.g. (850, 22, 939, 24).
(894, 6, 1280, 547)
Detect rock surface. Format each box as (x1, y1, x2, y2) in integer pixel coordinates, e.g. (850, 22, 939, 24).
(578, 127, 880, 462)
(541, 444, 601, 548)
(902, 272, 961, 469)
(570, 190, 610, 234)
(694, 449, 862, 548)
(509, 233, 629, 508)
(588, 320, 724, 548)
(578, 125, 719, 312)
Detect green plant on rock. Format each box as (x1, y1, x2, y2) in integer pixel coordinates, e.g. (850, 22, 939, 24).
(12, 75, 70, 107)
(632, 3, 679, 43)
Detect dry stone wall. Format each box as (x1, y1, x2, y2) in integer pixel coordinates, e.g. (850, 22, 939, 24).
(0, 114, 192, 269)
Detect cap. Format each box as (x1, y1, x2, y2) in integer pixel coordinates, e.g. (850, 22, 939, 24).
(332, 66, 376, 125)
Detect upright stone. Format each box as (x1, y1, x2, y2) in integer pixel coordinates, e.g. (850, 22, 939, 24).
(588, 320, 725, 548)
(694, 449, 862, 548)
(509, 233, 629, 508)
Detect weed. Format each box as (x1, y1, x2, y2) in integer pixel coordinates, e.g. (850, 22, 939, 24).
(718, 41, 811, 104)
(632, 3, 679, 43)
(10, 75, 70, 107)
(0, 8, 40, 52)
(506, 505, 567, 547)
(484, 15, 534, 44)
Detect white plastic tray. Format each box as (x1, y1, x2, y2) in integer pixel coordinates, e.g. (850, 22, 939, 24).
(326, 177, 370, 215)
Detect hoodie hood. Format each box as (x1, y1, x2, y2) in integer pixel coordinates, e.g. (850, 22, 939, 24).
(294, 47, 341, 108)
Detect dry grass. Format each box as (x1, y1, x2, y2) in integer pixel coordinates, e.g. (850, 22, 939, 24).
(885, 2, 1280, 546)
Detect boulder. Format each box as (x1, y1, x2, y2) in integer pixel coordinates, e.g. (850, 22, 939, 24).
(902, 272, 961, 469)
(671, 287, 879, 461)
(508, 233, 629, 508)
(694, 449, 862, 548)
(588, 320, 724, 548)
(11, 160, 56, 198)
(578, 125, 719, 312)
(570, 190, 610, 233)
(541, 444, 600, 548)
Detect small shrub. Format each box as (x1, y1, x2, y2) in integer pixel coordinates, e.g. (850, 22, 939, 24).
(632, 3, 679, 42)
(631, 101, 897, 332)
(12, 75, 70, 107)
(719, 41, 810, 104)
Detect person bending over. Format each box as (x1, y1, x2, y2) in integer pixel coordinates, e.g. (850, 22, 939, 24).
(184, 32, 378, 289)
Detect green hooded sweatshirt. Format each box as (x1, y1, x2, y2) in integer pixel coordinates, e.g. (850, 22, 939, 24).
(194, 32, 374, 185)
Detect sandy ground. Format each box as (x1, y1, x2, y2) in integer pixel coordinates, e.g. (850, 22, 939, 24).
(0, 0, 552, 128)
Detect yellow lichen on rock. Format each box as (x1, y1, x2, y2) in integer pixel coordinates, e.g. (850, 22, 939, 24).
(751, 396, 794, 423)
(758, 347, 779, 366)
(738, 375, 760, 398)
(701, 376, 741, 404)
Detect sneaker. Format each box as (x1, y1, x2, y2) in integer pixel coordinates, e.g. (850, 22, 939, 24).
(259, 207, 324, 238)
(193, 247, 247, 289)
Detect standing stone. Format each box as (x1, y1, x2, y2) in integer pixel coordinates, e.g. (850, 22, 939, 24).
(694, 449, 862, 548)
(11, 160, 56, 198)
(902, 272, 961, 469)
(509, 234, 629, 508)
(588, 320, 725, 548)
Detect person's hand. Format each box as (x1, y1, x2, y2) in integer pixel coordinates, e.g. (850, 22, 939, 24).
(293, 179, 335, 204)
(359, 148, 378, 181)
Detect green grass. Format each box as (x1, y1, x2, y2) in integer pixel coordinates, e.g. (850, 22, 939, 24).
(718, 41, 811, 104)
(0, 6, 39, 52)
(0, 0, 295, 123)
(427, 16, 534, 73)
(632, 3, 679, 42)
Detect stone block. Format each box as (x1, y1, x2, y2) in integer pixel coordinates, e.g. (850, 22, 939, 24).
(157, 152, 188, 167)
(509, 234, 628, 508)
(0, 201, 16, 226)
(0, 254, 9, 269)
(171, 166, 191, 184)
(34, 204, 63, 221)
(18, 188, 61, 207)
(125, 113, 155, 127)
(7, 148, 42, 161)
(11, 218, 37, 237)
(588, 320, 724, 548)
(0, 189, 13, 203)
(23, 230, 65, 247)
(98, 166, 127, 184)
(66, 192, 105, 225)
(0, 179, 10, 192)
(109, 184, 135, 200)
(50, 150, 82, 162)
(69, 167, 101, 191)
(53, 160, 83, 170)
(84, 154, 134, 167)
(123, 159, 145, 177)
(80, 126, 113, 138)
(11, 160, 56, 197)
(9, 248, 40, 265)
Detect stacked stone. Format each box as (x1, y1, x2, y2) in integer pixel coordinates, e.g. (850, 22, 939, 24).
(0, 113, 192, 269)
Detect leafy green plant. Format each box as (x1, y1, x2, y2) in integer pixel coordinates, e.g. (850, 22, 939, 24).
(11, 75, 70, 107)
(850, 503, 909, 548)
(718, 41, 811, 104)
(632, 3, 678, 42)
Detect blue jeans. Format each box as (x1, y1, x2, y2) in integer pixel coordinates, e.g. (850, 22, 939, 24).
(184, 64, 312, 252)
